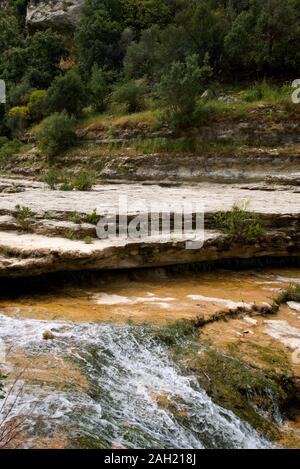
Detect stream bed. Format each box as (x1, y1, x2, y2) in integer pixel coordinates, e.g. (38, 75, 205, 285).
(0, 268, 299, 449)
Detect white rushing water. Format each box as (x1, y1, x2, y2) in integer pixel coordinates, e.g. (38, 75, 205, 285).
(0, 313, 272, 449)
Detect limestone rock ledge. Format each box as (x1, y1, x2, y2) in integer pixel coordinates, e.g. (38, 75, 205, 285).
(0, 229, 299, 278)
(26, 0, 85, 32)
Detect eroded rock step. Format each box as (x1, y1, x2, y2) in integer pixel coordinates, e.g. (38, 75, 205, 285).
(0, 179, 298, 277)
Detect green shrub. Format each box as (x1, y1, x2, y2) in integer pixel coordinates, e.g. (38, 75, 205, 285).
(15, 204, 34, 231)
(84, 236, 93, 244)
(214, 201, 266, 242)
(7, 106, 29, 135)
(28, 90, 48, 122)
(37, 112, 76, 159)
(157, 54, 213, 128)
(89, 65, 112, 112)
(242, 81, 291, 103)
(59, 181, 74, 191)
(84, 209, 98, 225)
(0, 137, 9, 148)
(43, 168, 61, 189)
(0, 139, 22, 164)
(68, 212, 82, 224)
(8, 80, 32, 107)
(73, 171, 94, 191)
(47, 71, 86, 117)
(112, 80, 145, 113)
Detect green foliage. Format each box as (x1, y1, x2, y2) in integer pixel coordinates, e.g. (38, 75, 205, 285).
(15, 204, 34, 231)
(89, 65, 112, 112)
(112, 79, 145, 113)
(154, 320, 198, 347)
(43, 168, 61, 189)
(84, 236, 94, 245)
(73, 171, 94, 191)
(0, 14, 21, 56)
(214, 201, 266, 242)
(7, 79, 32, 107)
(7, 105, 29, 135)
(122, 0, 172, 32)
(273, 284, 300, 307)
(241, 81, 291, 103)
(47, 71, 86, 117)
(58, 171, 95, 192)
(1, 0, 300, 138)
(0, 138, 22, 164)
(225, 0, 300, 76)
(28, 90, 48, 122)
(68, 212, 82, 224)
(84, 209, 99, 225)
(2, 29, 67, 88)
(123, 26, 159, 80)
(76, 0, 123, 76)
(37, 113, 76, 159)
(157, 54, 213, 127)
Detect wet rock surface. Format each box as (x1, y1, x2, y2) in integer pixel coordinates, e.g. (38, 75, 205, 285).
(0, 268, 299, 448)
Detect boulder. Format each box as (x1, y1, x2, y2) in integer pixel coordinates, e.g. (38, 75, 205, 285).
(26, 0, 85, 33)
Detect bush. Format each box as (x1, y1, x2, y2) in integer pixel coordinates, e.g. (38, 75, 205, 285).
(157, 54, 213, 128)
(214, 201, 266, 242)
(0, 138, 22, 165)
(7, 106, 29, 135)
(43, 168, 61, 189)
(0, 137, 9, 148)
(28, 90, 48, 122)
(8, 80, 32, 107)
(37, 113, 76, 159)
(89, 65, 112, 112)
(15, 204, 34, 231)
(47, 71, 86, 117)
(111, 80, 145, 113)
(73, 171, 94, 191)
(84, 209, 98, 225)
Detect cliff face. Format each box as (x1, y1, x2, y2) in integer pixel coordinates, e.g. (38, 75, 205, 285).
(26, 0, 85, 32)
(0, 0, 11, 10)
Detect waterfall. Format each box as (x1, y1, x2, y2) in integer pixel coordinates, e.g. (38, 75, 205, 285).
(0, 314, 272, 449)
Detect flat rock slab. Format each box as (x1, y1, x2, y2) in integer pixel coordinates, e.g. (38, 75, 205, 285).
(0, 181, 299, 216)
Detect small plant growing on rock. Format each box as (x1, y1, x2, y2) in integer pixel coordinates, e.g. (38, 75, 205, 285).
(68, 212, 82, 224)
(59, 180, 74, 191)
(15, 205, 34, 231)
(73, 171, 94, 191)
(84, 209, 98, 225)
(84, 236, 93, 245)
(43, 169, 61, 189)
(214, 201, 266, 242)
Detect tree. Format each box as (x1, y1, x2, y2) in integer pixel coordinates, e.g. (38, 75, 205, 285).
(47, 71, 86, 117)
(0, 14, 21, 56)
(76, 0, 123, 76)
(89, 65, 112, 112)
(225, 0, 300, 76)
(25, 30, 68, 88)
(124, 26, 159, 79)
(1, 29, 67, 87)
(122, 0, 172, 33)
